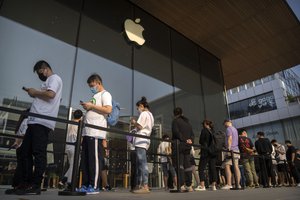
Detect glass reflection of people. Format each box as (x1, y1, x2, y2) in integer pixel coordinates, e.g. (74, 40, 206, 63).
(78, 74, 112, 194)
(58, 109, 83, 190)
(17, 60, 62, 195)
(157, 134, 177, 190)
(130, 97, 154, 194)
(5, 108, 30, 195)
(171, 107, 194, 192)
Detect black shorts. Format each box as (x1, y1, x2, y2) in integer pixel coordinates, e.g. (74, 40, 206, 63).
(277, 163, 286, 172)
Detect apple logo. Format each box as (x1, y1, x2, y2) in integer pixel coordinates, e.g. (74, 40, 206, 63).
(124, 18, 145, 46)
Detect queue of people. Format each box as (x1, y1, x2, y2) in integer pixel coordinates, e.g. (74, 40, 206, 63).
(4, 60, 300, 196)
(158, 118, 300, 192)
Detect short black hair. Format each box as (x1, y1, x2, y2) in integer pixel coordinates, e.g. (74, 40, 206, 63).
(285, 140, 291, 144)
(162, 134, 170, 139)
(73, 109, 83, 119)
(173, 107, 183, 116)
(33, 60, 51, 72)
(271, 139, 277, 144)
(87, 73, 102, 84)
(257, 131, 264, 137)
(238, 129, 246, 135)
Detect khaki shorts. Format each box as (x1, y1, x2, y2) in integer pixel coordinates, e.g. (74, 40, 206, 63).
(222, 151, 240, 167)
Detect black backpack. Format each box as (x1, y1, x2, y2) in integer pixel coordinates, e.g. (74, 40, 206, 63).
(207, 131, 226, 155)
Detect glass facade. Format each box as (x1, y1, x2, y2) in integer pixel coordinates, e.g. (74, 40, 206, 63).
(0, 0, 227, 187)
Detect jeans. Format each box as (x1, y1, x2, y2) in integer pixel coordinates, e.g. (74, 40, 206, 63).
(241, 157, 259, 185)
(136, 147, 149, 186)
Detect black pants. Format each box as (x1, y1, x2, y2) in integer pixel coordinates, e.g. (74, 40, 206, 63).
(12, 146, 32, 187)
(81, 136, 101, 188)
(130, 150, 137, 189)
(173, 151, 192, 187)
(258, 155, 272, 186)
(20, 124, 50, 187)
(199, 155, 217, 183)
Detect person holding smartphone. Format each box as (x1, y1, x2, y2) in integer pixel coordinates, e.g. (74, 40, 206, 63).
(16, 60, 63, 195)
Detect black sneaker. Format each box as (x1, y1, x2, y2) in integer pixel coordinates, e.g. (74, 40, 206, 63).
(5, 188, 17, 195)
(16, 186, 41, 195)
(105, 185, 112, 191)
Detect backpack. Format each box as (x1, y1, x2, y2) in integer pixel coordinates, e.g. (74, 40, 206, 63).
(107, 100, 120, 126)
(207, 130, 225, 155)
(102, 91, 120, 126)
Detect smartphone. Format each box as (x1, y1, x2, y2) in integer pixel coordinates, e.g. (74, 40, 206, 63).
(22, 86, 28, 91)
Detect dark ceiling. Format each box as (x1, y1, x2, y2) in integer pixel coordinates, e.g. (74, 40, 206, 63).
(130, 0, 300, 89)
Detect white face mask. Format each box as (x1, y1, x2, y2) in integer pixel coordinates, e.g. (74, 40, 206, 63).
(137, 107, 143, 113)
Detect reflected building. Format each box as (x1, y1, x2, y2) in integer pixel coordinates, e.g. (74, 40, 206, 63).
(227, 68, 300, 146)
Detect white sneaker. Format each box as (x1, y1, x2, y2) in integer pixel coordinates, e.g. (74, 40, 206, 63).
(221, 185, 232, 190)
(194, 186, 206, 191)
(210, 185, 217, 191)
(180, 185, 187, 192)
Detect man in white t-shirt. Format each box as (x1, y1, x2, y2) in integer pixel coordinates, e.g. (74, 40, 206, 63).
(16, 60, 62, 195)
(79, 74, 112, 194)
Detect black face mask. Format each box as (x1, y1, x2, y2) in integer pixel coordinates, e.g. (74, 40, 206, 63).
(38, 73, 47, 81)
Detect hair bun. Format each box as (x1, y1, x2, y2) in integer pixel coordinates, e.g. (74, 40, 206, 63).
(141, 96, 147, 102)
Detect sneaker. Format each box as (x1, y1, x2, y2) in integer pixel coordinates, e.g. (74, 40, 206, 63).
(297, 183, 300, 187)
(133, 187, 150, 194)
(210, 185, 217, 191)
(58, 181, 65, 189)
(180, 185, 188, 192)
(194, 186, 206, 191)
(86, 185, 99, 195)
(103, 185, 112, 191)
(221, 185, 232, 190)
(76, 185, 87, 193)
(16, 186, 41, 195)
(186, 186, 193, 192)
(5, 188, 17, 195)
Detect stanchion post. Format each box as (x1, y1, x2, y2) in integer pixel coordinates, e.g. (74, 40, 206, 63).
(58, 119, 86, 196)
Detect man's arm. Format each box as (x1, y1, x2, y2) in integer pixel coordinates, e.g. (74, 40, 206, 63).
(81, 102, 112, 115)
(227, 135, 232, 151)
(27, 88, 56, 101)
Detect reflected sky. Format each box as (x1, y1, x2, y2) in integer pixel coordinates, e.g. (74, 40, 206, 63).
(0, 16, 176, 117)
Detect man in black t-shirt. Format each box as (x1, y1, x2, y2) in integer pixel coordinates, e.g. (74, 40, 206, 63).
(255, 132, 273, 187)
(285, 140, 300, 186)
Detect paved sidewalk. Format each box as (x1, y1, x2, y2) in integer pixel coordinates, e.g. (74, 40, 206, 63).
(1, 186, 300, 200)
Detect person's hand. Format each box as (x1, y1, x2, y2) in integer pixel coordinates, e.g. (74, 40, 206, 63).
(105, 149, 109, 157)
(26, 88, 37, 98)
(186, 139, 192, 144)
(130, 117, 136, 125)
(81, 101, 93, 111)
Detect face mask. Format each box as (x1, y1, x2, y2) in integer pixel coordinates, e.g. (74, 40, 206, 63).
(90, 86, 98, 94)
(38, 73, 47, 81)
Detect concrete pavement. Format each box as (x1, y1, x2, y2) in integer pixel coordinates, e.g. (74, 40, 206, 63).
(1, 186, 300, 200)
